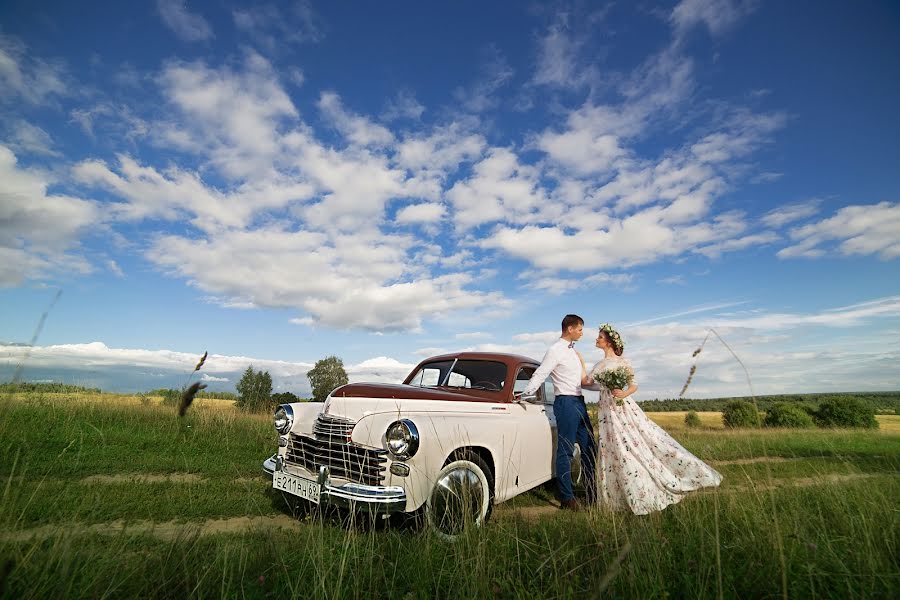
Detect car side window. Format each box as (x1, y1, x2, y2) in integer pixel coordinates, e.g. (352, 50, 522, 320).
(514, 366, 547, 402)
(412, 367, 441, 386)
(542, 379, 554, 403)
(513, 367, 533, 391)
(447, 371, 471, 387)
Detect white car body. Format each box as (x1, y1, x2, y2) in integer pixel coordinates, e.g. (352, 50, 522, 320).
(264, 352, 567, 529)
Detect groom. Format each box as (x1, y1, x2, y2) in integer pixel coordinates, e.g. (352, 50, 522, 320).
(521, 314, 597, 510)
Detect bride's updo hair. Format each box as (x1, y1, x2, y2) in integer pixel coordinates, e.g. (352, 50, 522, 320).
(599, 323, 624, 356)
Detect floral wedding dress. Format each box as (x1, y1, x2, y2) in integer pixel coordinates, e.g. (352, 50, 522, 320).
(590, 356, 722, 515)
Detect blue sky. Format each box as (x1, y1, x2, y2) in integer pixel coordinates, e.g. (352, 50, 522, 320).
(1, 0, 898, 398)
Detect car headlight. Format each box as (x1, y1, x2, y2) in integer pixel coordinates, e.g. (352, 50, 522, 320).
(385, 419, 419, 459)
(274, 404, 294, 434)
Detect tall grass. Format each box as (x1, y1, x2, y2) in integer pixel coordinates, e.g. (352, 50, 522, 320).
(1, 392, 897, 598)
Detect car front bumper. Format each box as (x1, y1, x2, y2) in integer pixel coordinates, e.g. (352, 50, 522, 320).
(263, 454, 407, 514)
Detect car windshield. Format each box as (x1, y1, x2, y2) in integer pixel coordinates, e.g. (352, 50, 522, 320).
(407, 359, 508, 391)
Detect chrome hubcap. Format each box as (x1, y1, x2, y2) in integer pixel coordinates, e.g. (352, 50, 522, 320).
(430, 466, 484, 535)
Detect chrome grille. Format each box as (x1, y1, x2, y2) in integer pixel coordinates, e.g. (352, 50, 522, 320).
(313, 414, 355, 442)
(285, 433, 387, 486)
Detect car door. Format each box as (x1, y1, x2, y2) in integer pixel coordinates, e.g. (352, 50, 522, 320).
(513, 366, 554, 488)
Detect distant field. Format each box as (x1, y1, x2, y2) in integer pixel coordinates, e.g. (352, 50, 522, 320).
(637, 391, 899, 415)
(645, 411, 900, 434)
(1, 391, 898, 598)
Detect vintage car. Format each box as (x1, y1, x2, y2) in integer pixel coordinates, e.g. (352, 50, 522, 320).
(263, 352, 575, 536)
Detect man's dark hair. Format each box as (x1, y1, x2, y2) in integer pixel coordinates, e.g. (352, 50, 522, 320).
(561, 314, 584, 333)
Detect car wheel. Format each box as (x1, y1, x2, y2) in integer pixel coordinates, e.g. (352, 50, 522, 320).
(426, 453, 492, 539)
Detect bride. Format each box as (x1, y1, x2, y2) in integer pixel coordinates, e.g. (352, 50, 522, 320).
(582, 323, 722, 515)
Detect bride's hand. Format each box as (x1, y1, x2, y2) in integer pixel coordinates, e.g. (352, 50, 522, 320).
(612, 389, 627, 399)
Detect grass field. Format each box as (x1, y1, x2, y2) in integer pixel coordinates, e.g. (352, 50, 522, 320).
(1, 392, 898, 599)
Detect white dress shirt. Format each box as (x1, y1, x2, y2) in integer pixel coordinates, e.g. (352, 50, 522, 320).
(523, 338, 585, 397)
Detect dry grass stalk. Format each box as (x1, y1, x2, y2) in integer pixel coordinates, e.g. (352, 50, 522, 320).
(679, 332, 710, 398)
(193, 351, 208, 372)
(11, 289, 63, 384)
(178, 382, 207, 417)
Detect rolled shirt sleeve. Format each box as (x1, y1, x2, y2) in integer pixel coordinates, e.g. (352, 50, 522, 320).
(523, 345, 560, 396)
(523, 340, 585, 397)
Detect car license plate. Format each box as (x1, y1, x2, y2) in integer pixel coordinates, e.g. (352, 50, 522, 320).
(272, 471, 320, 503)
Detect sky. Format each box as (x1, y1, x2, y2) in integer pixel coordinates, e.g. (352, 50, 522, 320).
(1, 0, 899, 400)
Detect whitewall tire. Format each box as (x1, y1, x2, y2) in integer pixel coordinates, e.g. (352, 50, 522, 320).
(426, 454, 492, 539)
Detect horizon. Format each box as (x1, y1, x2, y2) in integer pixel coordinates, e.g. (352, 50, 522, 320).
(2, 0, 899, 399)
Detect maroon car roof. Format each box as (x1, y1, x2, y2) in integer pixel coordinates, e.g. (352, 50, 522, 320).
(330, 352, 542, 403)
(410, 351, 539, 367)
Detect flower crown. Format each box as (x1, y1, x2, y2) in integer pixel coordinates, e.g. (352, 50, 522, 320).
(599, 323, 624, 353)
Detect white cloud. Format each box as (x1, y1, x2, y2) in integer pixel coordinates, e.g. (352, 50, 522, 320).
(1, 340, 311, 380)
(107, 260, 124, 278)
(69, 104, 116, 138)
(383, 89, 425, 121)
(490, 100, 785, 274)
(145, 227, 510, 331)
(233, 0, 323, 50)
(627, 301, 750, 326)
(6, 121, 60, 156)
(0, 146, 99, 286)
(690, 111, 786, 164)
(510, 295, 900, 397)
(395, 203, 445, 225)
(671, 0, 756, 38)
(533, 17, 583, 88)
(778, 202, 900, 260)
(0, 35, 67, 106)
(658, 275, 685, 285)
(761, 200, 821, 228)
(453, 45, 514, 112)
(482, 208, 749, 272)
(455, 332, 490, 340)
(522, 271, 634, 295)
(157, 0, 214, 42)
(348, 356, 416, 384)
(413, 347, 451, 357)
(155, 52, 298, 179)
(446, 147, 550, 230)
(695, 231, 779, 258)
(290, 136, 409, 232)
(201, 373, 229, 382)
(395, 122, 485, 175)
(699, 295, 900, 330)
(0, 341, 415, 391)
(318, 92, 395, 148)
(74, 155, 316, 233)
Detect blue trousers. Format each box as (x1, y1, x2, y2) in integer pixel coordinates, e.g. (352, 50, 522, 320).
(554, 395, 597, 503)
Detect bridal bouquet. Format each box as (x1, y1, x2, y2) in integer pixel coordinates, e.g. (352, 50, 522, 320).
(594, 366, 634, 406)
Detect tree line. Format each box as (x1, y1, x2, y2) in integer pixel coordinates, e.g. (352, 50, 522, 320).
(2, 355, 350, 414)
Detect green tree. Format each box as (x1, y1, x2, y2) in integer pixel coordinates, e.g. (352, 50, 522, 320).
(684, 410, 702, 428)
(307, 356, 349, 402)
(815, 396, 878, 429)
(722, 400, 761, 428)
(764, 403, 815, 428)
(272, 391, 301, 404)
(235, 365, 274, 413)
